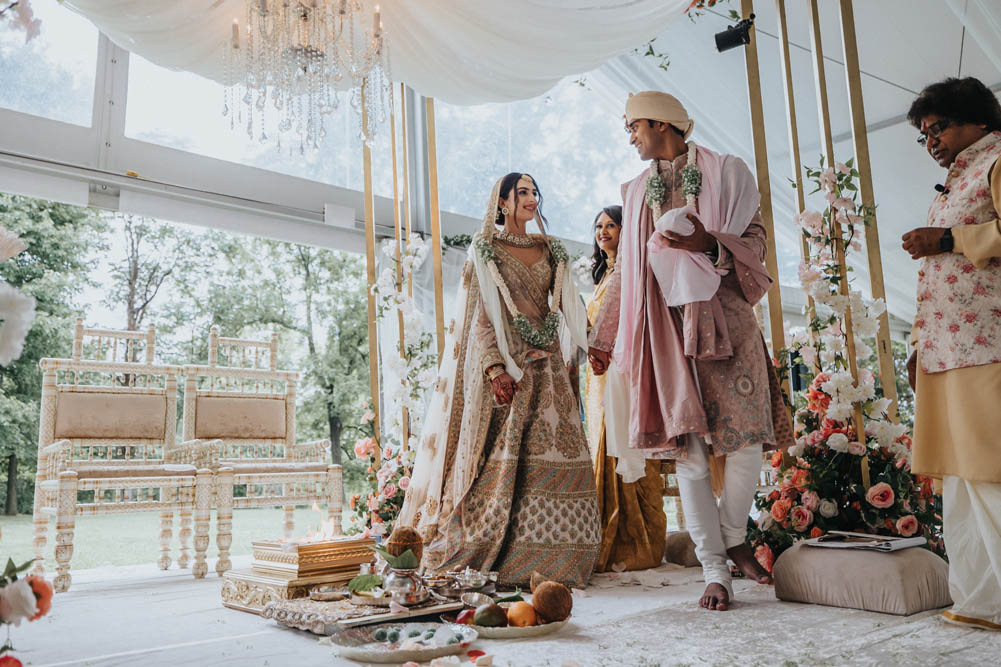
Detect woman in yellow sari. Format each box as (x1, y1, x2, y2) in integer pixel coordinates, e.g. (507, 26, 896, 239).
(585, 205, 667, 572)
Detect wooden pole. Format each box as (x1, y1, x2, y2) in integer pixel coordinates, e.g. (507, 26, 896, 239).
(740, 0, 786, 365)
(838, 0, 899, 421)
(425, 98, 446, 360)
(400, 83, 414, 299)
(807, 0, 868, 482)
(775, 0, 818, 328)
(361, 81, 381, 461)
(390, 85, 410, 449)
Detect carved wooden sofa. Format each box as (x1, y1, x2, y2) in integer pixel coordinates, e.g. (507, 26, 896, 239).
(32, 320, 213, 592)
(169, 327, 343, 576)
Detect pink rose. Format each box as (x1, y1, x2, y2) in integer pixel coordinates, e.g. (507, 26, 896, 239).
(353, 437, 375, 458)
(755, 544, 775, 573)
(848, 441, 867, 456)
(896, 514, 919, 537)
(865, 482, 895, 509)
(801, 491, 820, 512)
(791, 506, 814, 532)
(398, 476, 410, 490)
(382, 483, 398, 499)
(360, 410, 376, 424)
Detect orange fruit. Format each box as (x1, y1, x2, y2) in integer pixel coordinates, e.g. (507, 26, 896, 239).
(506, 601, 538, 627)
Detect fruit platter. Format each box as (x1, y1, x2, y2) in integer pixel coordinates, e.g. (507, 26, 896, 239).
(440, 575, 573, 639)
(324, 621, 478, 663)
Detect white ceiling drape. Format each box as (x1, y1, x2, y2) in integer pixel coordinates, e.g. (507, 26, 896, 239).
(61, 0, 691, 104)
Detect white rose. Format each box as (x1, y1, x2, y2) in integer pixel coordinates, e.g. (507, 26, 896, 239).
(826, 432, 850, 453)
(819, 499, 838, 518)
(758, 513, 776, 531)
(0, 578, 37, 626)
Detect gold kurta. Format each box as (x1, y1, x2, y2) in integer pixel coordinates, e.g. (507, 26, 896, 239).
(585, 265, 667, 572)
(912, 158, 1001, 483)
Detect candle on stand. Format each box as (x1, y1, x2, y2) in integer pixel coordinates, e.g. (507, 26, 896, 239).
(374, 4, 381, 34)
(232, 18, 240, 48)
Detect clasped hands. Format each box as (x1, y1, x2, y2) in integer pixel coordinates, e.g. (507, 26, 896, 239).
(901, 227, 947, 260)
(649, 212, 716, 253)
(490, 369, 517, 405)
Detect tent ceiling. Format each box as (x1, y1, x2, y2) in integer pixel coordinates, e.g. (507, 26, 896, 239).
(3, 0, 1001, 324)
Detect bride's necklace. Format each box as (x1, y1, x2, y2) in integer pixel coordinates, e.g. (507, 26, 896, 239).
(496, 228, 538, 248)
(474, 233, 570, 348)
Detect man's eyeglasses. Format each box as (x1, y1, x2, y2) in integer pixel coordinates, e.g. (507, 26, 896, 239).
(917, 120, 952, 146)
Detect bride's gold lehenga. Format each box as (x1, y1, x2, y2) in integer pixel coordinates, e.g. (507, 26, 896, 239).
(414, 241, 600, 588)
(585, 266, 667, 572)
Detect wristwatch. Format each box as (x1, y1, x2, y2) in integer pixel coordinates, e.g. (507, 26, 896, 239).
(938, 228, 954, 253)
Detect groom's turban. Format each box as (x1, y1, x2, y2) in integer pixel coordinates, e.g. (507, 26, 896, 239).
(625, 91, 694, 140)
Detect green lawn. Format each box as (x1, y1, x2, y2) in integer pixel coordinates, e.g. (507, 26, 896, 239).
(0, 507, 349, 570)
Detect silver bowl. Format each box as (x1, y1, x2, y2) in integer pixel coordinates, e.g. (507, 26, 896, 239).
(460, 592, 493, 609)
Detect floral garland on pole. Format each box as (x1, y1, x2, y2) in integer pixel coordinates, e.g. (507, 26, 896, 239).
(347, 235, 437, 538)
(747, 158, 944, 572)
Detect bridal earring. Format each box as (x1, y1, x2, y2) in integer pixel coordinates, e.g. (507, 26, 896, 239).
(501, 207, 510, 215)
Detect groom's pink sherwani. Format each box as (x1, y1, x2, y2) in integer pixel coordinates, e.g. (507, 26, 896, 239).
(590, 148, 794, 459)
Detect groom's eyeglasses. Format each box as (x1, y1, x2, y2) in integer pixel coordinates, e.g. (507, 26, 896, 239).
(917, 120, 952, 146)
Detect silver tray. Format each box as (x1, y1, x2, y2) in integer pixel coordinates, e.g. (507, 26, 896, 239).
(324, 621, 478, 663)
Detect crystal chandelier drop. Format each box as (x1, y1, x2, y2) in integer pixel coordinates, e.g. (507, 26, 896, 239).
(222, 1, 392, 153)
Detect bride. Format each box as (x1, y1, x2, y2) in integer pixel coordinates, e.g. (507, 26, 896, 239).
(398, 173, 600, 587)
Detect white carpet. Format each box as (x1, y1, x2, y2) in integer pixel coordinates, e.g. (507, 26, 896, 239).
(14, 559, 1001, 666)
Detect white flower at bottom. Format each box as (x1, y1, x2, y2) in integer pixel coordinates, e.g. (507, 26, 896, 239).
(0, 577, 37, 626)
(819, 499, 838, 518)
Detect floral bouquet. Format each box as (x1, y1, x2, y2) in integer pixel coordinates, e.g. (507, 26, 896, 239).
(346, 402, 414, 539)
(1, 558, 54, 665)
(747, 158, 944, 571)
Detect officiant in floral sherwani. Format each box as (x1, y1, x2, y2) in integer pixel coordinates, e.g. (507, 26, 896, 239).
(588, 92, 793, 611)
(398, 173, 600, 588)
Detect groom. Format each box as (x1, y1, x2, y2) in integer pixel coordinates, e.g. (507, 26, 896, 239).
(589, 91, 793, 610)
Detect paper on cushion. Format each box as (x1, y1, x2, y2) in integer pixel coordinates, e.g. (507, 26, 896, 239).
(647, 206, 722, 307)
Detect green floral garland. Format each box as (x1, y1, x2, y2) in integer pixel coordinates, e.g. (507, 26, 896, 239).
(681, 163, 702, 201)
(644, 171, 666, 211)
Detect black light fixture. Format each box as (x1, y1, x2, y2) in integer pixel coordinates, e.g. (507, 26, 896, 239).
(715, 13, 755, 53)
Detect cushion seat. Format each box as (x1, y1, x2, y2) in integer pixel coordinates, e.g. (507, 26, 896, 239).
(71, 464, 198, 479)
(774, 541, 951, 616)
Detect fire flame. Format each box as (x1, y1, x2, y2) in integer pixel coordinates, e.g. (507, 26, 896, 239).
(280, 502, 344, 545)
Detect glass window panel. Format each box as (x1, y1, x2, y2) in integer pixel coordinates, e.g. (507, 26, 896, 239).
(436, 79, 644, 243)
(125, 55, 392, 195)
(0, 0, 98, 126)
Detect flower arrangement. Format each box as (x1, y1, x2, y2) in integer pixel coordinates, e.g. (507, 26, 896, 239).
(747, 158, 944, 570)
(0, 1, 41, 43)
(1, 558, 54, 664)
(354, 233, 436, 537)
(346, 403, 413, 539)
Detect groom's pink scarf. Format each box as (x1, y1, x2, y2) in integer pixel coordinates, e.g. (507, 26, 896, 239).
(614, 145, 772, 455)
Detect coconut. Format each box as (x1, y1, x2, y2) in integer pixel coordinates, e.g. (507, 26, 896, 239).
(385, 525, 424, 562)
(532, 581, 572, 623)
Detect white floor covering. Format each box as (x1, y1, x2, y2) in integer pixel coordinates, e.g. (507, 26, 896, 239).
(16, 556, 1001, 666)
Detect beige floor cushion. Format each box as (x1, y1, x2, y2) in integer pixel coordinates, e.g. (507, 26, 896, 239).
(774, 541, 951, 615)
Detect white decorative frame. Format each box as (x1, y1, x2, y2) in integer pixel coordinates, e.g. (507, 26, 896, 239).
(32, 319, 211, 592)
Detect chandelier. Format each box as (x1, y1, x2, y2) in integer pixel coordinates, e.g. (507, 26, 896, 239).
(222, 1, 392, 152)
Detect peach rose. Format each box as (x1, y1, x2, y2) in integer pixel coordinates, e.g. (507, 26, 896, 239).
(810, 527, 823, 539)
(754, 544, 775, 573)
(791, 468, 809, 489)
(353, 437, 375, 458)
(791, 506, 814, 532)
(865, 482, 895, 509)
(771, 498, 793, 522)
(26, 576, 53, 621)
(896, 514, 919, 537)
